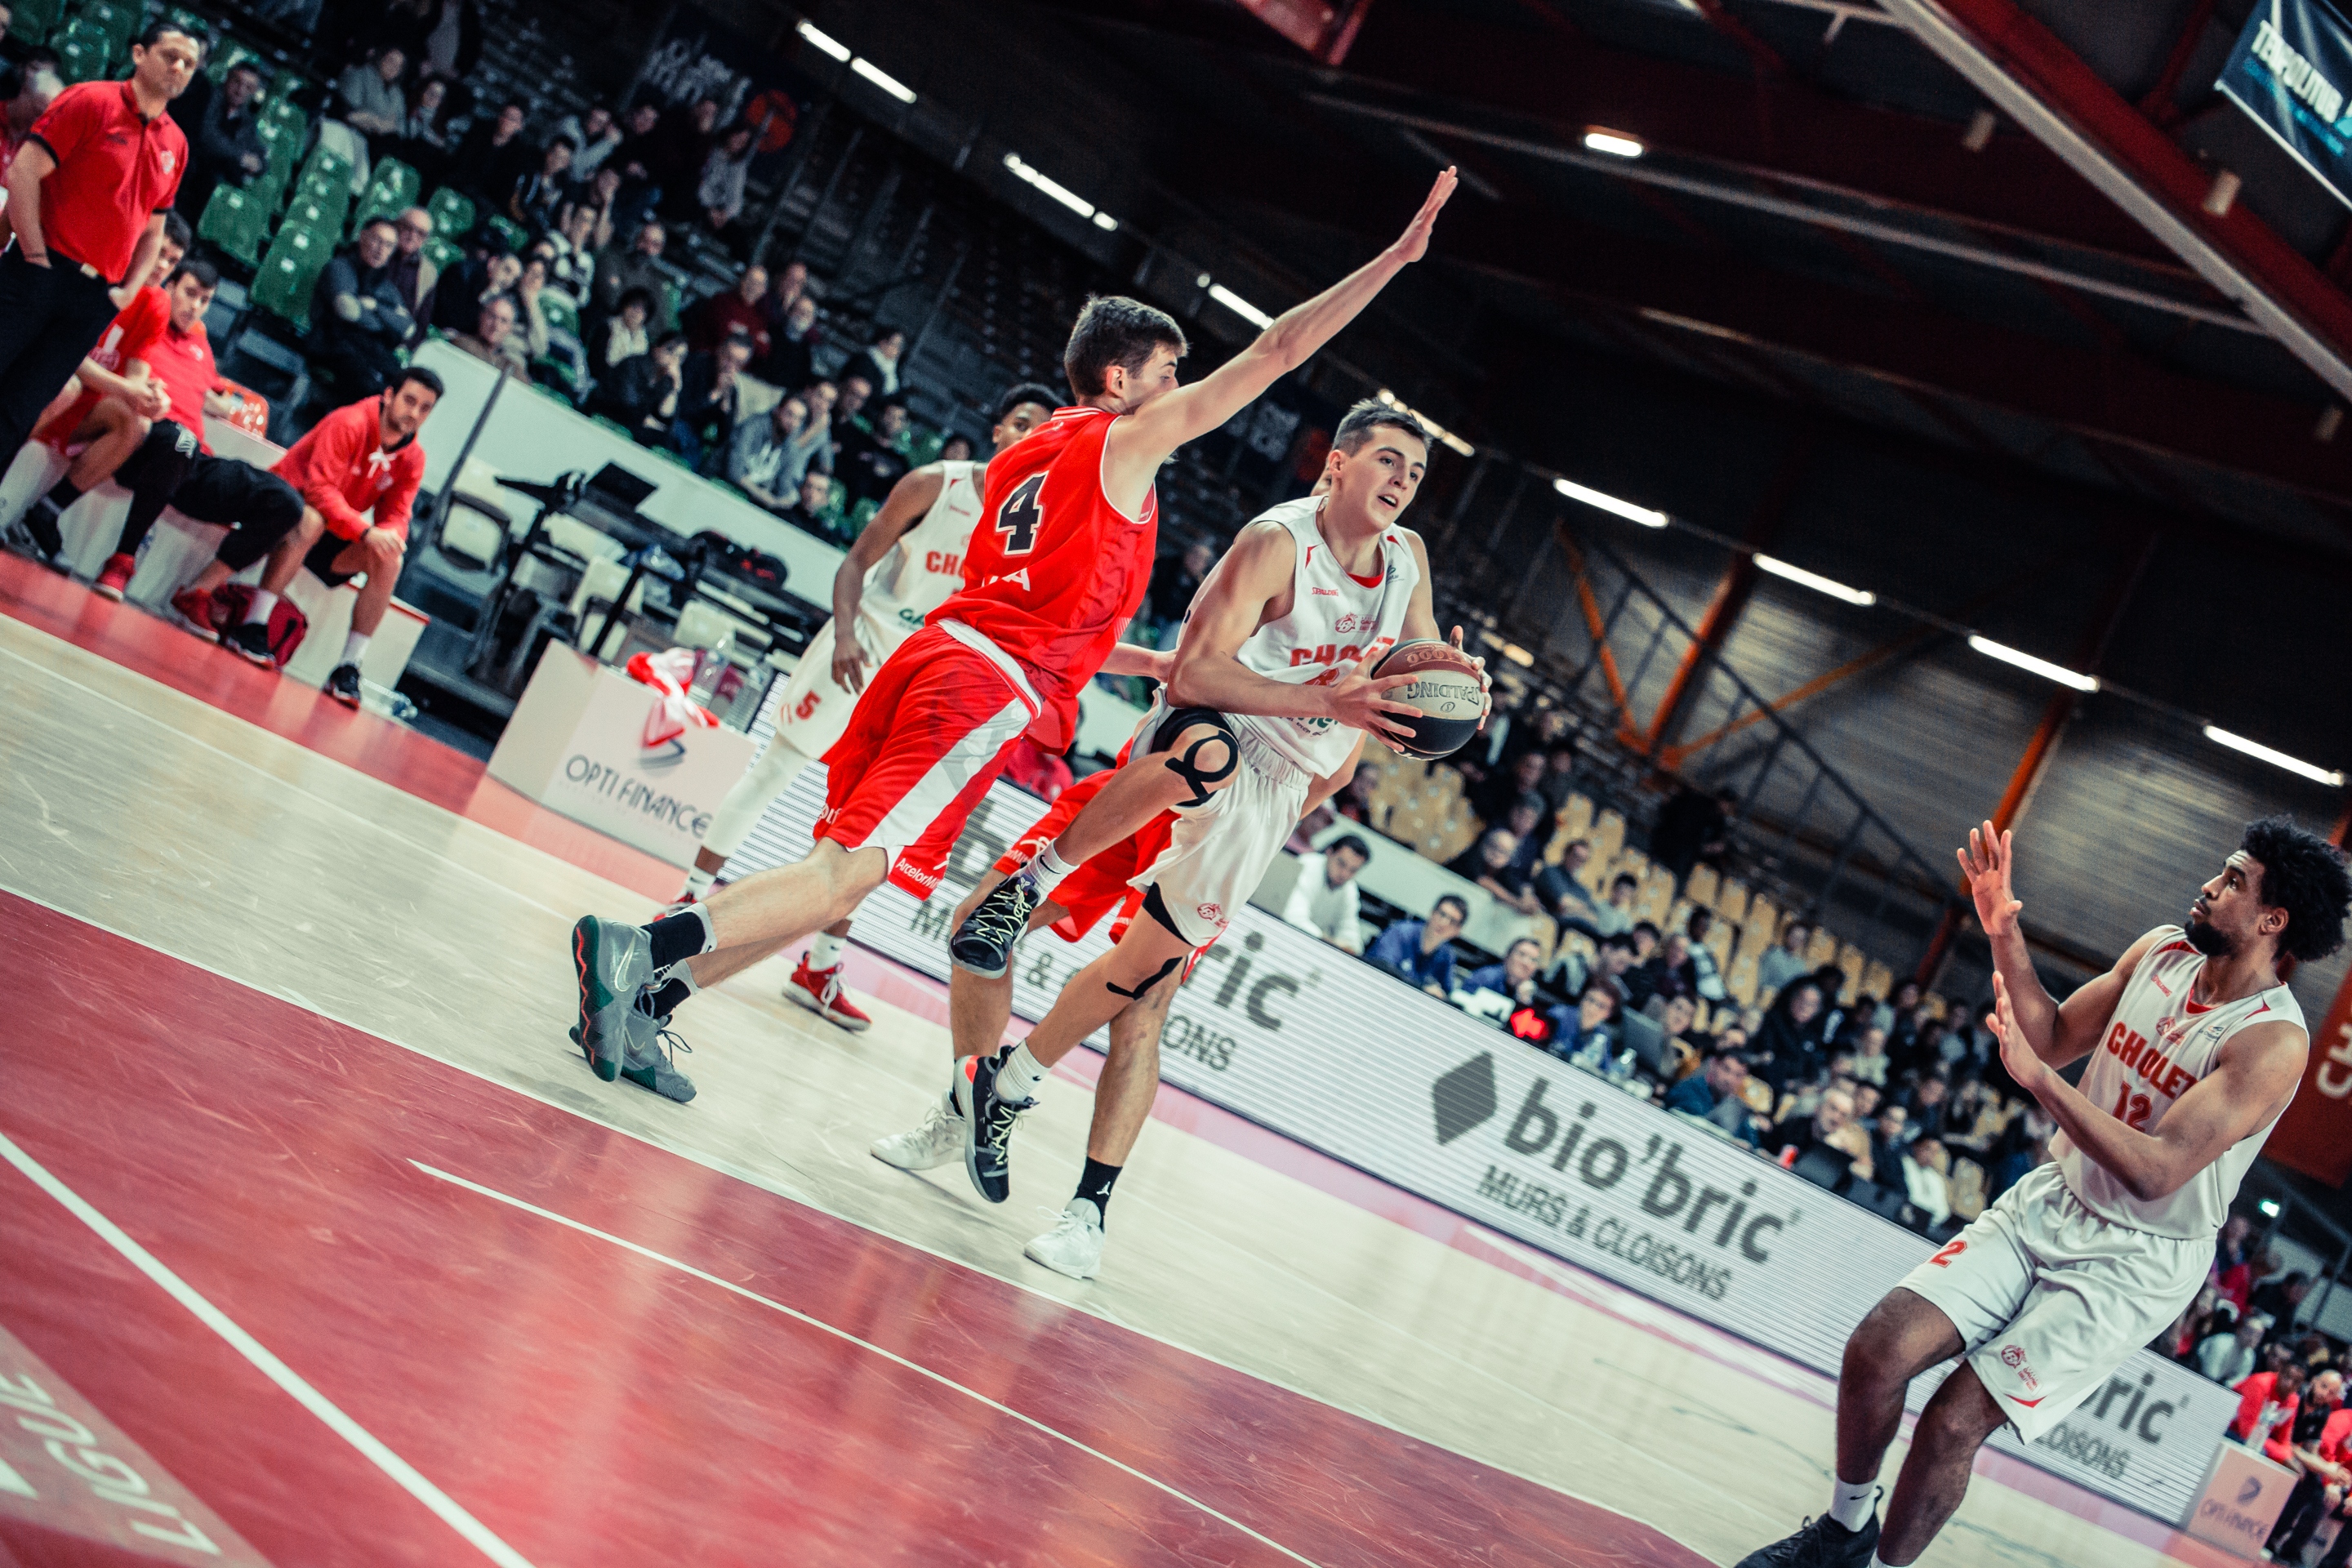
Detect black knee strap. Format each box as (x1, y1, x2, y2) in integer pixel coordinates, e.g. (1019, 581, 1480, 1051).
(1107, 952, 1183, 1000)
(1151, 705, 1237, 810)
(1139, 882, 1187, 941)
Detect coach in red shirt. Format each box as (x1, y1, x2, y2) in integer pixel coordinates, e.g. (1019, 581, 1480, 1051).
(0, 22, 198, 476)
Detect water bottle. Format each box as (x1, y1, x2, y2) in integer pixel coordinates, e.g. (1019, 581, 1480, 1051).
(688, 628, 735, 708)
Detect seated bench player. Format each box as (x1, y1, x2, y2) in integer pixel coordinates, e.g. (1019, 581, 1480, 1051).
(173, 372, 439, 701)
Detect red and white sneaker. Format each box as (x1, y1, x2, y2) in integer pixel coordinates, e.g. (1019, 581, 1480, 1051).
(786, 960, 871, 1032)
(92, 553, 135, 601)
(169, 585, 220, 642)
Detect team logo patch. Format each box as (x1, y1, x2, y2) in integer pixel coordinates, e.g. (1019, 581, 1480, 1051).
(160, 149, 177, 172)
(1335, 612, 1360, 634)
(1998, 1344, 2040, 1392)
(1196, 902, 1226, 926)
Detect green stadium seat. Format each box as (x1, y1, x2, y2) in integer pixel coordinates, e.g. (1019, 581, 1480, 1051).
(424, 188, 476, 238)
(207, 39, 261, 84)
(844, 498, 880, 539)
(66, 0, 136, 59)
(902, 428, 945, 466)
(296, 144, 353, 195)
(251, 225, 332, 334)
(291, 168, 351, 228)
(51, 24, 109, 83)
(196, 184, 270, 267)
(421, 235, 466, 274)
(537, 291, 581, 340)
(480, 214, 528, 256)
(9, 0, 63, 47)
(351, 160, 421, 233)
(278, 196, 341, 240)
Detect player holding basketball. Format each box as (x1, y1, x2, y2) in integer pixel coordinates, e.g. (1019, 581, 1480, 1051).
(948, 400, 1481, 1227)
(567, 169, 1459, 1091)
(666, 382, 1062, 1031)
(1741, 817, 2349, 1568)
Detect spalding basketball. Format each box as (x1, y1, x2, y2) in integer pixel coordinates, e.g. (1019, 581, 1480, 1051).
(1372, 639, 1486, 760)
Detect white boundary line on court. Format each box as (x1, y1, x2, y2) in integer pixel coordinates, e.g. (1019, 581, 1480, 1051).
(0, 1129, 538, 1568)
(410, 1159, 1325, 1568)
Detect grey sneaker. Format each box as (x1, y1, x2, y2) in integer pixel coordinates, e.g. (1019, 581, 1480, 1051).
(948, 871, 1040, 978)
(568, 1008, 697, 1103)
(571, 915, 653, 1082)
(871, 1094, 966, 1170)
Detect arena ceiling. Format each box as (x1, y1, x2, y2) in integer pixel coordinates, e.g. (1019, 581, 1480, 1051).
(1018, 0, 2352, 566)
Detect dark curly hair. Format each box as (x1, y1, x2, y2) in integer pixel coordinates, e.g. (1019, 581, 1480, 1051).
(2243, 817, 2352, 963)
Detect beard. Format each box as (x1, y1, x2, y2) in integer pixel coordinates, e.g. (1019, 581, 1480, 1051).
(2186, 918, 2234, 957)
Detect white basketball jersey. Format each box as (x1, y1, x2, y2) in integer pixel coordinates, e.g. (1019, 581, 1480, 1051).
(852, 460, 982, 657)
(1223, 495, 1419, 777)
(2056, 926, 2306, 1238)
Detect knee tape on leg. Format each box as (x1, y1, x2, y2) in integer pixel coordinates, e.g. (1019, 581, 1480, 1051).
(1151, 705, 1236, 811)
(1106, 953, 1183, 1000)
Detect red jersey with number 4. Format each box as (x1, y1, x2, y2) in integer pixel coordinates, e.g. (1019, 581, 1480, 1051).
(927, 404, 1156, 750)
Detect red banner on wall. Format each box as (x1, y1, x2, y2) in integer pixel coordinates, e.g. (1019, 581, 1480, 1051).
(2264, 966, 2352, 1185)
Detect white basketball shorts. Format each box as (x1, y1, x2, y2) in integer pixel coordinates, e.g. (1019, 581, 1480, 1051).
(1129, 732, 1310, 949)
(1895, 1161, 2209, 1442)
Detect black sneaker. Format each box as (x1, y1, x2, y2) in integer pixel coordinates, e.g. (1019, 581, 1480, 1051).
(1735, 1511, 1879, 1568)
(948, 871, 1040, 978)
(221, 621, 277, 667)
(953, 1047, 1031, 1204)
(325, 662, 362, 706)
(20, 499, 63, 564)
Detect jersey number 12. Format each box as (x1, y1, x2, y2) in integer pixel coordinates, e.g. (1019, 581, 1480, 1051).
(994, 474, 1045, 555)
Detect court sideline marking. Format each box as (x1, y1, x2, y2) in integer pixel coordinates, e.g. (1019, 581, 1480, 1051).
(410, 1159, 1326, 1568)
(0, 1129, 539, 1568)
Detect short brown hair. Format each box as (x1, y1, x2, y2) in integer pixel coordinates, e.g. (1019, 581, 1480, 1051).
(1063, 295, 1186, 399)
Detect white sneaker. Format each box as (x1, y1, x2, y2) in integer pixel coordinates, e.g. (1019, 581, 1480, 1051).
(870, 1096, 965, 1170)
(1023, 1198, 1106, 1280)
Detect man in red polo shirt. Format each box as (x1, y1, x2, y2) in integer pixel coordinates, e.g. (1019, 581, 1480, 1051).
(174, 375, 439, 703)
(0, 22, 197, 474)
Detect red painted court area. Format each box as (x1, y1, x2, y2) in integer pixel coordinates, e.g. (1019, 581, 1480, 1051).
(0, 891, 1707, 1568)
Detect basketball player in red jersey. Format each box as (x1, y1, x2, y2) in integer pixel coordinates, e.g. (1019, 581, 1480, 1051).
(1741, 817, 2349, 1568)
(567, 170, 1459, 1088)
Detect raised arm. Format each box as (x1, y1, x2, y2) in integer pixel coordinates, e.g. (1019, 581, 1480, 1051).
(1958, 819, 2160, 1067)
(1989, 973, 2307, 1200)
(1165, 519, 1418, 740)
(1100, 170, 1455, 507)
(826, 463, 946, 693)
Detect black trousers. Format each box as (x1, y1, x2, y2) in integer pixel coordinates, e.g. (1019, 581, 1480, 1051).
(2272, 1471, 2337, 1560)
(113, 421, 305, 573)
(0, 250, 122, 476)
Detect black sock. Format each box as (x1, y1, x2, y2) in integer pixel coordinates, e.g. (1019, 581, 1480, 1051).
(643, 907, 713, 971)
(636, 975, 692, 1018)
(1076, 1156, 1121, 1223)
(40, 477, 83, 514)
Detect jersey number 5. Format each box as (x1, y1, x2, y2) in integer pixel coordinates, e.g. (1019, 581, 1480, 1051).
(994, 474, 1045, 555)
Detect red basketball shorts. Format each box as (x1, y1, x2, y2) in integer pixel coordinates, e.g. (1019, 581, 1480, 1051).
(817, 626, 1036, 898)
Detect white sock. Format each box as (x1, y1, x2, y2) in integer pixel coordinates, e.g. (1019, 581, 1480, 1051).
(1829, 1477, 1878, 1533)
(1028, 840, 1079, 897)
(995, 1041, 1047, 1104)
(341, 629, 371, 666)
(808, 930, 846, 969)
(681, 865, 717, 898)
(1869, 1554, 1903, 1568)
(242, 588, 278, 625)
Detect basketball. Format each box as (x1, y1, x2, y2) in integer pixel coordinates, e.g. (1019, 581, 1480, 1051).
(1371, 639, 1486, 760)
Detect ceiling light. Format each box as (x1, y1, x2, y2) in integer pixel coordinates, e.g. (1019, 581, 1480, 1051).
(1554, 476, 1666, 527)
(1755, 554, 1875, 607)
(1091, 212, 1118, 231)
(1584, 129, 1645, 158)
(797, 20, 850, 61)
(849, 57, 916, 104)
(1502, 643, 1535, 666)
(1002, 153, 1097, 220)
(2260, 1199, 2283, 1218)
(1207, 283, 1274, 328)
(1967, 635, 2097, 693)
(2205, 726, 2345, 786)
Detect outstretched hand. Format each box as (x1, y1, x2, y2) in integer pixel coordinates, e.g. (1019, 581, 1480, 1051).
(1988, 972, 2047, 1091)
(1389, 168, 1458, 265)
(1957, 819, 2022, 940)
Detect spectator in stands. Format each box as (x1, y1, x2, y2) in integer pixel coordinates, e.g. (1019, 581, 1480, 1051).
(1649, 783, 1735, 884)
(696, 122, 755, 243)
(2200, 1312, 2273, 1385)
(726, 394, 810, 514)
(1583, 932, 1640, 1006)
(333, 45, 407, 154)
(554, 105, 619, 182)
(1281, 835, 1368, 953)
(389, 208, 437, 342)
(2233, 1359, 2308, 1454)
(1534, 738, 1579, 816)
(670, 331, 752, 470)
(186, 372, 441, 705)
(1447, 827, 1526, 909)
(2267, 1370, 2352, 1565)
(938, 433, 976, 462)
(1146, 539, 1214, 640)
(1665, 1047, 1757, 1145)
(1769, 1085, 1873, 1183)
(1329, 761, 1379, 826)
(1750, 978, 1826, 1094)
(1900, 1137, 1952, 1229)
(1472, 750, 1547, 832)
(1536, 840, 1603, 936)
(772, 471, 837, 540)
(1868, 1098, 1909, 1174)
(509, 136, 575, 234)
(1682, 908, 1728, 1003)
(1632, 931, 1697, 1010)
(649, 96, 720, 223)
(1903, 1071, 1951, 1139)
(837, 399, 912, 508)
(592, 219, 675, 335)
(762, 291, 820, 390)
(1874, 978, 1920, 1036)
(544, 203, 597, 305)
(0, 24, 197, 472)
(599, 287, 653, 372)
(1757, 918, 1813, 996)
(692, 263, 773, 359)
(310, 217, 413, 398)
(567, 167, 624, 256)
(595, 329, 686, 447)
(178, 60, 263, 220)
(430, 229, 517, 334)
(1462, 938, 1544, 1009)
(394, 76, 451, 185)
(1546, 982, 1620, 1067)
(1, 64, 58, 181)
(451, 292, 525, 378)
(782, 377, 840, 485)
(844, 327, 907, 399)
(452, 98, 531, 208)
(1367, 895, 1467, 998)
(608, 99, 664, 231)
(1849, 1024, 1891, 1086)
(760, 258, 810, 330)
